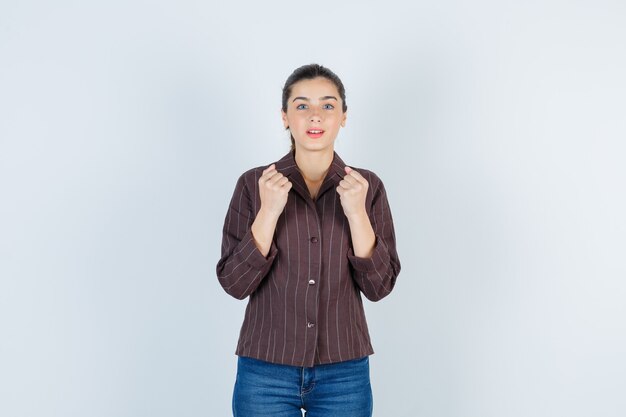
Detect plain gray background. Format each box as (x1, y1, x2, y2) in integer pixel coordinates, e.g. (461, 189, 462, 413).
(1, 1, 625, 416)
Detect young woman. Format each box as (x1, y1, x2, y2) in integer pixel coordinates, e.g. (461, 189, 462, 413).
(216, 64, 401, 417)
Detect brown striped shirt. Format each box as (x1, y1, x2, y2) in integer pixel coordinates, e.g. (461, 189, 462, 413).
(216, 150, 401, 367)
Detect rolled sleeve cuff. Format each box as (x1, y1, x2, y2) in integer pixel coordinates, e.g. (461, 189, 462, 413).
(347, 234, 391, 273)
(238, 229, 279, 270)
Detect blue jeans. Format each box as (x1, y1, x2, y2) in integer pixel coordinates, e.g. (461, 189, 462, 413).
(232, 355, 373, 417)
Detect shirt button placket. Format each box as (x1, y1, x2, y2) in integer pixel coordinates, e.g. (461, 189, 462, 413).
(304, 227, 321, 365)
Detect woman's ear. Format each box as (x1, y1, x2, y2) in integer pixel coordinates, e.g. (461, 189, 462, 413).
(281, 108, 289, 129)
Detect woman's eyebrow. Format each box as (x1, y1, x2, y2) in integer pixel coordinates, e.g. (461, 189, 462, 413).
(292, 96, 338, 102)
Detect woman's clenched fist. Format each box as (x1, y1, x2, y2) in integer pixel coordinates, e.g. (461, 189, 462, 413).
(258, 164, 292, 218)
(336, 166, 369, 219)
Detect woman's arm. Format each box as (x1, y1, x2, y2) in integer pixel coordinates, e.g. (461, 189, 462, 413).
(250, 164, 292, 257)
(338, 168, 401, 301)
(216, 165, 292, 300)
(216, 172, 278, 300)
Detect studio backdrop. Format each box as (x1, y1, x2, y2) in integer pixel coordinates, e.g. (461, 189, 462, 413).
(1, 1, 625, 416)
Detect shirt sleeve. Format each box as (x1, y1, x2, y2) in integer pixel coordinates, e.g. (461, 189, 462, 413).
(347, 176, 401, 301)
(216, 172, 278, 300)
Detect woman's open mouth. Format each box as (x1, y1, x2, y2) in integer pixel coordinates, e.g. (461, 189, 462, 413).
(306, 129, 325, 139)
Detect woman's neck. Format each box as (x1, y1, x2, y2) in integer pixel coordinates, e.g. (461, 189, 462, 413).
(294, 148, 334, 183)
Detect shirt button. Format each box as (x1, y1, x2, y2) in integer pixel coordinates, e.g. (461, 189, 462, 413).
(307, 322, 315, 328)
(310, 237, 318, 243)
(308, 279, 315, 285)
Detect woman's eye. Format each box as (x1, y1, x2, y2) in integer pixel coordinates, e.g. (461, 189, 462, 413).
(323, 104, 335, 110)
(296, 104, 307, 110)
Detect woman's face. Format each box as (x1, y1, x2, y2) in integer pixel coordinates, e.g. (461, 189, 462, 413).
(281, 77, 346, 154)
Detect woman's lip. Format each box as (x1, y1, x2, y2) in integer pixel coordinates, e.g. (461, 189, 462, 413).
(306, 130, 324, 138)
(306, 129, 324, 139)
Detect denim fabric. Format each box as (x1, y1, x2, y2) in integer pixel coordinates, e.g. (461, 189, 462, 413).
(232, 355, 373, 417)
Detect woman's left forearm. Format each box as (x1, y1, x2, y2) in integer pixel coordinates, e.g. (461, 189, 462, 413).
(346, 210, 376, 258)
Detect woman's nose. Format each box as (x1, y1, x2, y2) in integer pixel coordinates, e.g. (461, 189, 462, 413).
(309, 109, 321, 122)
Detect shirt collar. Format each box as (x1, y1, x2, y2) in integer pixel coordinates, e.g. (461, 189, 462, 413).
(274, 150, 347, 200)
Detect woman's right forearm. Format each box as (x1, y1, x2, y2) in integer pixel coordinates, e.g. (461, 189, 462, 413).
(250, 207, 280, 257)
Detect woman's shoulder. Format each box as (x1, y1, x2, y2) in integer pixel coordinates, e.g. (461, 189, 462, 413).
(239, 152, 292, 180)
(233, 160, 275, 184)
(239, 164, 269, 180)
